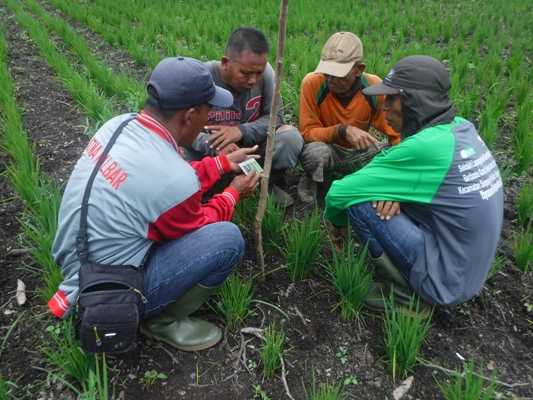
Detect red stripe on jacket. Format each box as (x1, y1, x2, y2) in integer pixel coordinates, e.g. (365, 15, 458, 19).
(48, 290, 68, 318)
(147, 154, 238, 241)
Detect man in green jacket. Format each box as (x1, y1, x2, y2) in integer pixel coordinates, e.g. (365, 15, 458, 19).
(325, 56, 503, 308)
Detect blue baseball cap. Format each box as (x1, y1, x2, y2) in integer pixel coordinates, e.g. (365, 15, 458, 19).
(147, 56, 233, 110)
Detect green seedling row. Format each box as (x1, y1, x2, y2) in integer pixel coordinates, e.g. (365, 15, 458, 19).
(23, 0, 145, 109)
(0, 23, 62, 301)
(5, 0, 114, 123)
(0, 24, 108, 398)
(47, 0, 162, 69)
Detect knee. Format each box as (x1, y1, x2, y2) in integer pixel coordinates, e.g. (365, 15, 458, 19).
(347, 202, 375, 223)
(276, 127, 304, 153)
(273, 127, 304, 169)
(300, 142, 330, 169)
(212, 222, 245, 258)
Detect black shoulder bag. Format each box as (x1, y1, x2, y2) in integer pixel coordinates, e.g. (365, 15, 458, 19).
(76, 116, 147, 354)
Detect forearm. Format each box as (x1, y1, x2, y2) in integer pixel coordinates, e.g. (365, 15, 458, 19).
(147, 188, 239, 241)
(189, 155, 231, 193)
(302, 124, 338, 143)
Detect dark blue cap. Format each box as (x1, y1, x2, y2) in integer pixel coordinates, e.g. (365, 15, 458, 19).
(147, 56, 233, 110)
(363, 55, 450, 96)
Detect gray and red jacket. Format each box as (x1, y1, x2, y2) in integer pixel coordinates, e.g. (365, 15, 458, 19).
(48, 112, 239, 318)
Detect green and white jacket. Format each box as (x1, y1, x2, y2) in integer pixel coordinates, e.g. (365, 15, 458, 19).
(325, 117, 503, 305)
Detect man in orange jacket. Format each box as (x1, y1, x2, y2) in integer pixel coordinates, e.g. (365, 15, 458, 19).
(298, 32, 400, 203)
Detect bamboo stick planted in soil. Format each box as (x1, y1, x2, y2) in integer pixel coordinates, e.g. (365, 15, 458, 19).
(254, 0, 289, 281)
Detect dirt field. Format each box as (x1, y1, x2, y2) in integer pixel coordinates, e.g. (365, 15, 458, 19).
(1, 2, 532, 399)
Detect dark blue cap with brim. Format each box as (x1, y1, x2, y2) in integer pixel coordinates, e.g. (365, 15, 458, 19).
(363, 55, 450, 96)
(147, 56, 233, 110)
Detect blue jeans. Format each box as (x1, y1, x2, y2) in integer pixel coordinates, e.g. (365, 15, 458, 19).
(347, 202, 425, 282)
(142, 222, 244, 316)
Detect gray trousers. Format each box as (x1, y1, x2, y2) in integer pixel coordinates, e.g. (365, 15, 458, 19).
(300, 142, 385, 182)
(184, 125, 303, 171)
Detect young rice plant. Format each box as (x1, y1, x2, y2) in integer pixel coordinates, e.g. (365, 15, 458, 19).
(517, 182, 533, 227)
(232, 192, 258, 233)
(327, 241, 371, 320)
(308, 371, 344, 400)
(487, 254, 505, 280)
(383, 293, 432, 380)
(284, 210, 323, 281)
(262, 194, 285, 252)
(514, 225, 532, 273)
(437, 361, 498, 400)
(216, 273, 253, 331)
(260, 323, 285, 379)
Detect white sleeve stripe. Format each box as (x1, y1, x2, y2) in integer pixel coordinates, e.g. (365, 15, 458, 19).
(222, 191, 236, 207)
(53, 293, 68, 310)
(214, 156, 223, 174)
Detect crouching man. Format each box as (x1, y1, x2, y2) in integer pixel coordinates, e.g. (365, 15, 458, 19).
(325, 56, 503, 308)
(298, 32, 400, 203)
(184, 27, 304, 207)
(48, 56, 260, 351)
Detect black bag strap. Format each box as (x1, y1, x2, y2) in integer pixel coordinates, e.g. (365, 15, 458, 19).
(76, 116, 136, 263)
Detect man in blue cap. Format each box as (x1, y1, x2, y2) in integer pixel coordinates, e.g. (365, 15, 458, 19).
(50, 56, 260, 351)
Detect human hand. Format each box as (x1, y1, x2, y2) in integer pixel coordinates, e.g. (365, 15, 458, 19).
(345, 126, 379, 150)
(206, 125, 243, 151)
(225, 145, 261, 173)
(218, 143, 240, 155)
(372, 201, 401, 220)
(229, 173, 261, 198)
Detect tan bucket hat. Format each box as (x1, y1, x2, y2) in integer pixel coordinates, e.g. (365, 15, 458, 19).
(315, 32, 363, 77)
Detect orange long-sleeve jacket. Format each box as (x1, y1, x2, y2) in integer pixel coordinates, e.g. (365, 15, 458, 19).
(299, 72, 400, 146)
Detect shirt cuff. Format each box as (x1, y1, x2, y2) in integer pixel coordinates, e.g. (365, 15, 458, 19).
(48, 290, 69, 318)
(222, 187, 240, 207)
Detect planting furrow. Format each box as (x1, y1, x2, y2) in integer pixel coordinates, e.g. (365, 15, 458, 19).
(4, 0, 113, 123)
(45, 0, 162, 69)
(1, 14, 113, 400)
(0, 23, 62, 302)
(23, 0, 144, 110)
(35, 0, 148, 82)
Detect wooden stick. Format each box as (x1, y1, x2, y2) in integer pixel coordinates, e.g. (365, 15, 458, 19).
(254, 0, 289, 281)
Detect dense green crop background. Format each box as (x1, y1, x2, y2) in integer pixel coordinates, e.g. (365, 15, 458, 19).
(47, 0, 533, 170)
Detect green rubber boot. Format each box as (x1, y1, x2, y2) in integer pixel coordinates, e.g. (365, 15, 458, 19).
(365, 252, 431, 316)
(140, 284, 222, 352)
